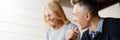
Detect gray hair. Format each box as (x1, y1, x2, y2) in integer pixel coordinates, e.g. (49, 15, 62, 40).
(72, 0, 99, 17)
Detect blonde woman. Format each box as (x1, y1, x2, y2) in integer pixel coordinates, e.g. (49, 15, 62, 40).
(44, 1, 80, 40)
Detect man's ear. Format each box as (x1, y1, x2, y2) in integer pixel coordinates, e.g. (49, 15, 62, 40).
(85, 12, 91, 21)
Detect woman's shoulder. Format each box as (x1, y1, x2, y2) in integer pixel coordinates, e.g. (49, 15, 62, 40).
(45, 29, 52, 34)
(68, 23, 77, 27)
(65, 23, 78, 29)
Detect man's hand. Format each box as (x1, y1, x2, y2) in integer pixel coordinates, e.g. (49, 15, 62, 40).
(66, 27, 78, 40)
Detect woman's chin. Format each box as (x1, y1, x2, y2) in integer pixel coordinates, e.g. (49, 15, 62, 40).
(50, 23, 55, 26)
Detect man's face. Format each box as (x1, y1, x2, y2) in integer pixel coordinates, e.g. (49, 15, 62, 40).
(73, 3, 89, 30)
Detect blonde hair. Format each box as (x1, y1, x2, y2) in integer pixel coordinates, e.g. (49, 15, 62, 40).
(44, 1, 70, 26)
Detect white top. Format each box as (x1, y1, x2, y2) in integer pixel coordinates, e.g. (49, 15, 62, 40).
(45, 23, 80, 40)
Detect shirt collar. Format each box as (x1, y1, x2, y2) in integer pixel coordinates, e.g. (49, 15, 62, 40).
(96, 18, 104, 33)
(89, 18, 104, 34)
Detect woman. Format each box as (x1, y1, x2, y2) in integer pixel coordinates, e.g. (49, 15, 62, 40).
(44, 1, 80, 40)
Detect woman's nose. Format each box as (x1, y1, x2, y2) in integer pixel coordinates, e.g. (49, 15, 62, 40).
(46, 17, 50, 21)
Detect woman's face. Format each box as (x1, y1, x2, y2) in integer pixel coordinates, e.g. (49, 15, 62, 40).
(44, 10, 60, 27)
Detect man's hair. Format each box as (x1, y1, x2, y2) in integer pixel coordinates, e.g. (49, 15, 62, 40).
(71, 0, 99, 17)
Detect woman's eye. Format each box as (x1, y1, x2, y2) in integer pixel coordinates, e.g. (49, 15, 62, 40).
(48, 15, 51, 17)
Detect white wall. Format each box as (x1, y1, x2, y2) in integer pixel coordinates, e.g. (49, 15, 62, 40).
(99, 3, 120, 18)
(0, 0, 49, 40)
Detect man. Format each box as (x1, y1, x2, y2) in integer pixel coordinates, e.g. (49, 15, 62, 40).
(68, 0, 120, 40)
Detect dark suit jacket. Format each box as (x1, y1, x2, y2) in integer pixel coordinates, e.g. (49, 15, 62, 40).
(81, 18, 120, 40)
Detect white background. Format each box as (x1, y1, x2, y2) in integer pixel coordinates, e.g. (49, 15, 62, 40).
(0, 0, 119, 40)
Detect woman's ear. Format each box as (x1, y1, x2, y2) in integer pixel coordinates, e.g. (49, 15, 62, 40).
(85, 12, 91, 21)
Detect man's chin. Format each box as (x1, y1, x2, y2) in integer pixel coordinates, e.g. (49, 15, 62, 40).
(81, 27, 87, 30)
(81, 28, 85, 30)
